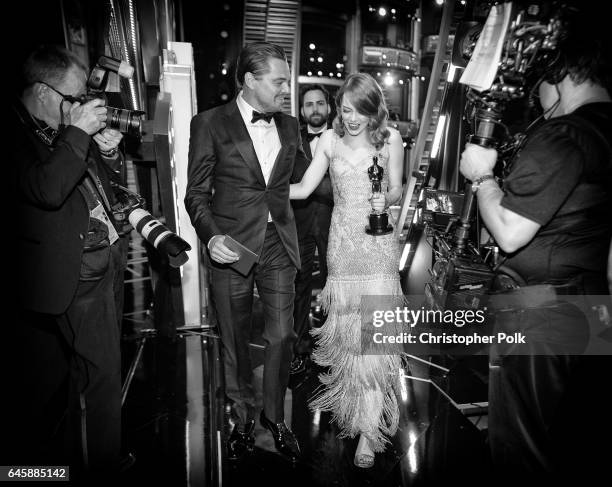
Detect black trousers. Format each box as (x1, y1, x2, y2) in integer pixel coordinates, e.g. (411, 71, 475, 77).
(293, 202, 331, 355)
(210, 223, 296, 424)
(7, 262, 121, 476)
(488, 301, 612, 483)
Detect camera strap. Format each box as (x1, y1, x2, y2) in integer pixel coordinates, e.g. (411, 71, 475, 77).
(12, 99, 58, 146)
(81, 177, 119, 245)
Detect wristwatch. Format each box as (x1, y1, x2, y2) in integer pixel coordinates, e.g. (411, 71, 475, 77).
(471, 174, 496, 193)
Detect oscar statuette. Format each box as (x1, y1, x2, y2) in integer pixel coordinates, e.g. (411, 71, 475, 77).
(365, 155, 393, 236)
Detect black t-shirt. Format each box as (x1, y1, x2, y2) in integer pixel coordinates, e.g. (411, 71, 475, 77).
(500, 102, 612, 287)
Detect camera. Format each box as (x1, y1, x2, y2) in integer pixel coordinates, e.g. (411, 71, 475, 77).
(111, 183, 191, 268)
(66, 56, 144, 136)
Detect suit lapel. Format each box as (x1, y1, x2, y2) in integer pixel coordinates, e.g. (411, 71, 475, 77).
(223, 101, 266, 186)
(301, 129, 313, 159)
(267, 114, 290, 186)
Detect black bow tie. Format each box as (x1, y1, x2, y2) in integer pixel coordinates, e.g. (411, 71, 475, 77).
(306, 132, 323, 142)
(251, 110, 280, 124)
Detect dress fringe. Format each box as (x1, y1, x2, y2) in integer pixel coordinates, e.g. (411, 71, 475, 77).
(310, 276, 405, 452)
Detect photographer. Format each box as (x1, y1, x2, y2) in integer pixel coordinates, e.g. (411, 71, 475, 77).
(459, 6, 611, 482)
(6, 45, 125, 478)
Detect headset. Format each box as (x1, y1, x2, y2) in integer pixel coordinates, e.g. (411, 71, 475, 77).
(542, 51, 568, 85)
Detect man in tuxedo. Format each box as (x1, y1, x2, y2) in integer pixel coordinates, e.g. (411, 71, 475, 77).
(185, 42, 307, 461)
(290, 85, 333, 376)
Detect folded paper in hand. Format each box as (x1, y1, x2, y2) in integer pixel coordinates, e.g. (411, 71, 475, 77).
(224, 235, 259, 276)
(459, 2, 513, 92)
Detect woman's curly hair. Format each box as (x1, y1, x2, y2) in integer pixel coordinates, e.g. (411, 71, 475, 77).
(333, 73, 390, 150)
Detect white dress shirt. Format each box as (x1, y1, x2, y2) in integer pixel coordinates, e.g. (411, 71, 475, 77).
(236, 93, 282, 223)
(236, 92, 281, 186)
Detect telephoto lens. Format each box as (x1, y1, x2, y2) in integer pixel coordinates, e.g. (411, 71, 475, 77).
(128, 209, 191, 267)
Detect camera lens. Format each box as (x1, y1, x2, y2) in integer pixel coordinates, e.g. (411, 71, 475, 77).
(106, 107, 142, 136)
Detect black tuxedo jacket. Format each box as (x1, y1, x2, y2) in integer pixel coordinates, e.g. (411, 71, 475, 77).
(11, 104, 115, 315)
(291, 126, 334, 239)
(185, 99, 309, 269)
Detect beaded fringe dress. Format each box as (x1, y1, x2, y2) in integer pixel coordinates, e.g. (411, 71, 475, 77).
(310, 133, 404, 452)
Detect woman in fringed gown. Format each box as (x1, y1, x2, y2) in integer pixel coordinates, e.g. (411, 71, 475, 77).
(290, 73, 404, 468)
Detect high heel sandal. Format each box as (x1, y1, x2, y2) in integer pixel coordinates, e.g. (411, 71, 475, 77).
(354, 435, 375, 468)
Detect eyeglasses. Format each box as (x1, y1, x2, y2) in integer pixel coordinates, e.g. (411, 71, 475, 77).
(36, 80, 81, 103)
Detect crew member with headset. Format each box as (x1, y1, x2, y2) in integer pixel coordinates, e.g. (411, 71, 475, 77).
(459, 5, 612, 482)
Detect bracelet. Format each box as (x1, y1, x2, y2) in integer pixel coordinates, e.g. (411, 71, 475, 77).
(100, 147, 119, 158)
(471, 174, 496, 193)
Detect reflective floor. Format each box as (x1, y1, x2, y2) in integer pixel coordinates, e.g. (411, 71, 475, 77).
(118, 309, 491, 486)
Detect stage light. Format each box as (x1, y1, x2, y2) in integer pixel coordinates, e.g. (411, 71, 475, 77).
(435, 0, 444, 5)
(337, 73, 342, 77)
(317, 56, 323, 63)
(309, 43, 316, 50)
(378, 7, 387, 16)
(309, 57, 314, 62)
(317, 70, 323, 76)
(307, 71, 312, 76)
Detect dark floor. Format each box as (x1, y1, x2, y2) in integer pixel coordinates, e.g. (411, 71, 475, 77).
(117, 262, 492, 486)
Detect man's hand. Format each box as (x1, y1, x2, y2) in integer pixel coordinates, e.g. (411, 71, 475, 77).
(93, 128, 123, 154)
(70, 98, 108, 135)
(460, 143, 498, 181)
(208, 235, 239, 264)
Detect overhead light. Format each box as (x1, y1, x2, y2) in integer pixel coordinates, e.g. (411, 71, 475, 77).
(399, 79, 404, 85)
(317, 70, 323, 76)
(307, 71, 312, 76)
(378, 7, 387, 17)
(317, 56, 323, 63)
(309, 43, 316, 50)
(435, 0, 444, 5)
(384, 74, 394, 86)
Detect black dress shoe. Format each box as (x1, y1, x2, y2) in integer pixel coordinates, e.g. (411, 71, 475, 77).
(259, 411, 301, 460)
(227, 420, 255, 460)
(290, 354, 307, 375)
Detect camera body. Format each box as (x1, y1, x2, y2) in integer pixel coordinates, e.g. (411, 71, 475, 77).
(69, 56, 144, 136)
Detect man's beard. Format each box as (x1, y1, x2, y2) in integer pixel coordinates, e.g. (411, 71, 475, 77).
(307, 113, 328, 128)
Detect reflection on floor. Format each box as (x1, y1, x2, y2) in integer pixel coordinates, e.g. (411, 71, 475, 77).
(119, 316, 491, 486)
